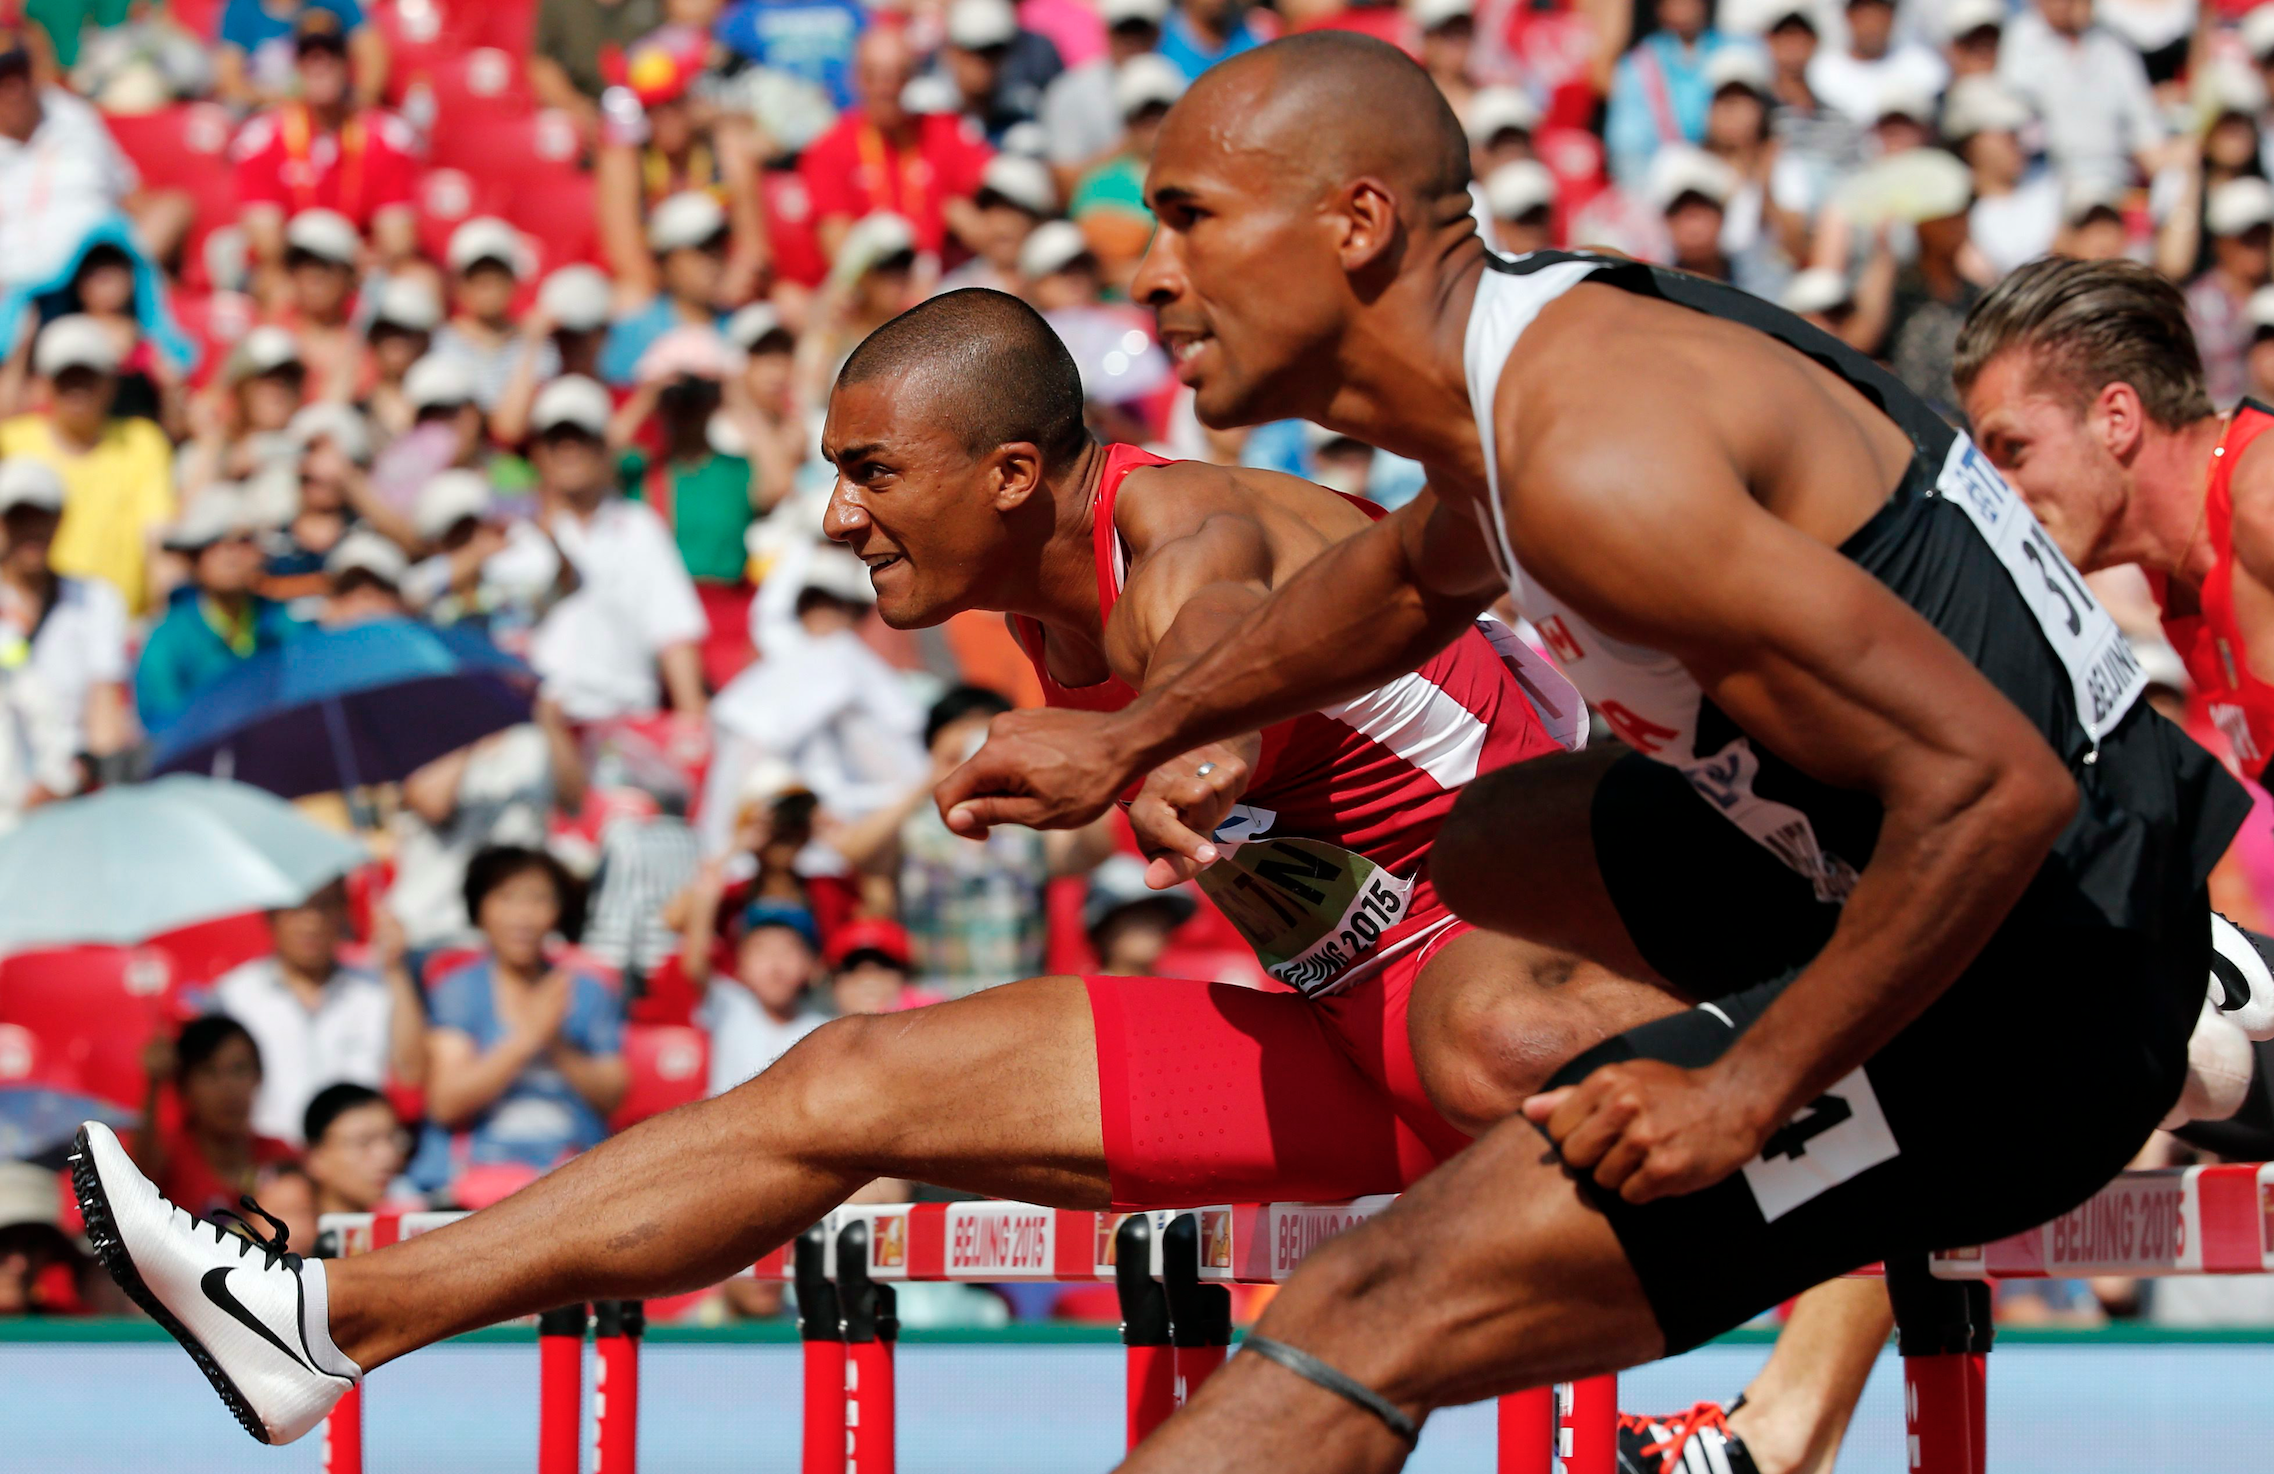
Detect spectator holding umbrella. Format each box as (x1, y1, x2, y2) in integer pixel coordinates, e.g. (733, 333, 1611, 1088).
(135, 484, 301, 731)
(134, 1014, 297, 1225)
(412, 845, 625, 1203)
(210, 881, 426, 1147)
(0, 457, 129, 771)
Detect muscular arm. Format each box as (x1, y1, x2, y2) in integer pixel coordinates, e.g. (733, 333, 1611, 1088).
(940, 486, 1497, 834)
(1515, 382, 2077, 1190)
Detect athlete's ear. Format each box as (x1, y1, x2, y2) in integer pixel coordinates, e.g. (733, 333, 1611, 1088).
(988, 441, 1047, 513)
(2088, 380, 2148, 464)
(1333, 178, 1401, 275)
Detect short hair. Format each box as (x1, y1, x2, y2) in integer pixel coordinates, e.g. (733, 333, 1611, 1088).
(835, 289, 1089, 468)
(176, 1014, 260, 1086)
(925, 683, 1014, 750)
(304, 1082, 390, 1148)
(462, 844, 586, 943)
(1953, 257, 2214, 428)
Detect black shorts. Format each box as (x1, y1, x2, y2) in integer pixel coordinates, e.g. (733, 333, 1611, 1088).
(1554, 753, 2205, 1354)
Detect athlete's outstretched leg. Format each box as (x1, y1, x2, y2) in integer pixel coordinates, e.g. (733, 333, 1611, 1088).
(1117, 1116, 1663, 1474)
(325, 977, 1108, 1369)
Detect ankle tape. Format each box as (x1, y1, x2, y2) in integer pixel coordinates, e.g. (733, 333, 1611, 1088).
(1240, 1335, 1419, 1443)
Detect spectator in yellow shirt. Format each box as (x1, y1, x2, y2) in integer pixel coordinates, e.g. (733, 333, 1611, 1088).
(0, 315, 174, 615)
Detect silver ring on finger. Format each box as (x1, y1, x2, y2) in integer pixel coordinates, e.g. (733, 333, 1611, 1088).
(1194, 762, 1216, 778)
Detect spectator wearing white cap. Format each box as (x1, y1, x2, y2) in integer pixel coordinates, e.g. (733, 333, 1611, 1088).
(938, 0, 1066, 145)
(1998, 0, 2164, 194)
(707, 537, 926, 852)
(491, 265, 621, 446)
(1464, 85, 1542, 180)
(2054, 174, 2131, 260)
(1940, 0, 2004, 81)
(0, 314, 174, 616)
(941, 154, 1060, 295)
(1481, 159, 1558, 254)
(1605, 0, 1741, 184)
(798, 28, 995, 265)
(526, 375, 709, 726)
(1070, 54, 1187, 283)
(1944, 76, 2057, 278)
(1700, 45, 1809, 299)
(432, 218, 552, 411)
(401, 353, 489, 473)
(135, 482, 302, 730)
(1748, 0, 1866, 205)
(597, 191, 734, 388)
(1414, 0, 1480, 119)
(1039, 0, 1169, 187)
(360, 276, 442, 443)
(0, 1160, 87, 1313)
(2188, 176, 2274, 407)
(262, 402, 415, 596)
(1806, 0, 1948, 126)
(1647, 145, 1742, 282)
(175, 325, 308, 503)
(1873, 149, 1984, 416)
(719, 303, 807, 515)
(0, 458, 128, 771)
(279, 209, 364, 402)
(401, 468, 571, 652)
(1156, 0, 1266, 82)
(794, 212, 926, 409)
(322, 527, 410, 626)
(1780, 263, 1860, 334)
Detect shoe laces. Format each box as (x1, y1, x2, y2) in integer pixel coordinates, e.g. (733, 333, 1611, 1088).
(209, 1194, 302, 1273)
(1625, 1401, 1735, 1471)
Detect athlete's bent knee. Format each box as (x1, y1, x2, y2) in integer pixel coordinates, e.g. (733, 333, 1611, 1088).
(744, 1014, 903, 1161)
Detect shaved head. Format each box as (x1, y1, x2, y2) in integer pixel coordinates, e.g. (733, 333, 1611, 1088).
(1178, 32, 1472, 221)
(1133, 33, 1484, 430)
(837, 288, 1088, 469)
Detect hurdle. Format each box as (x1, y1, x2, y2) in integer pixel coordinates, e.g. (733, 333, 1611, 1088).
(314, 1161, 2274, 1473)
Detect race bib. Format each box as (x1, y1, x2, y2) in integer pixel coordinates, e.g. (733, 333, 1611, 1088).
(1938, 437, 2145, 745)
(1197, 832, 1416, 996)
(1739, 1067, 1900, 1223)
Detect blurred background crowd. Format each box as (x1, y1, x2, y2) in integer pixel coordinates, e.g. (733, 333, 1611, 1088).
(2, 0, 2274, 1333)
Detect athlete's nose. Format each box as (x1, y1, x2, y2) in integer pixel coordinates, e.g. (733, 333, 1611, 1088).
(1131, 226, 1183, 311)
(822, 479, 868, 543)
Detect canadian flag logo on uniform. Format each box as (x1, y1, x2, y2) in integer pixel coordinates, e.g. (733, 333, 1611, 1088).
(1537, 615, 1583, 665)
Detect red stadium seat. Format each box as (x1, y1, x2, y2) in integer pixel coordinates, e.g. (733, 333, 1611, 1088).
(105, 103, 239, 280)
(468, 0, 540, 59)
(144, 911, 274, 990)
(371, 0, 481, 114)
(503, 155, 599, 272)
(609, 1023, 709, 1131)
(424, 47, 535, 130)
(0, 947, 180, 1112)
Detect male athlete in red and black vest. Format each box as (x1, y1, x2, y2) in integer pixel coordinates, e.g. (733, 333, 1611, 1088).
(1960, 255, 2274, 1158)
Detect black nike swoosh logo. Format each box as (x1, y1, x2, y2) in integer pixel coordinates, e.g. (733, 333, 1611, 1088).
(201, 1266, 314, 1374)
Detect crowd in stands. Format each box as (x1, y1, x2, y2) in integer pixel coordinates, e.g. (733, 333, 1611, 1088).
(7, 0, 2274, 1328)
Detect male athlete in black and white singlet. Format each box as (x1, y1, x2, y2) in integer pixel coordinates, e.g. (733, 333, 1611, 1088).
(938, 34, 2250, 1473)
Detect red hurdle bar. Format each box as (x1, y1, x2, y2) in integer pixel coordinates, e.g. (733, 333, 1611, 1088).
(1497, 1386, 1555, 1474)
(535, 1303, 587, 1474)
(793, 1223, 845, 1474)
(836, 1219, 899, 1474)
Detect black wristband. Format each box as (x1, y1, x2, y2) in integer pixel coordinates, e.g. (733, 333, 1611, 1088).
(1240, 1335, 1420, 1444)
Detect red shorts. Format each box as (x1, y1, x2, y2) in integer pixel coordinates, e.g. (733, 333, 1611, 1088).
(1087, 924, 1475, 1210)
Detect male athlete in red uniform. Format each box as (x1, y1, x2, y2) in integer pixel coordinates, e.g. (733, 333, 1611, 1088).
(1958, 255, 2274, 1152)
(71, 287, 1822, 1458)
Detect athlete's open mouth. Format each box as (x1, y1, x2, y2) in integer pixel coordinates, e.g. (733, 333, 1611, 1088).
(1161, 330, 1214, 384)
(862, 552, 906, 576)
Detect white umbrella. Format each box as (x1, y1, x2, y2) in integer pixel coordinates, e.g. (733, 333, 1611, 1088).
(0, 775, 367, 950)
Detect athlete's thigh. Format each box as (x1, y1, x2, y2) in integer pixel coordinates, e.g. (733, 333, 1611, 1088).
(1428, 742, 1663, 982)
(1088, 972, 1443, 1208)
(784, 975, 1109, 1198)
(1404, 928, 1687, 1135)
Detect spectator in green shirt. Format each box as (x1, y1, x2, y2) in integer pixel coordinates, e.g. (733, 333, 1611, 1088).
(617, 326, 764, 686)
(135, 482, 302, 730)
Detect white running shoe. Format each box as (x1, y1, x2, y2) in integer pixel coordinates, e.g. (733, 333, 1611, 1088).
(2210, 912, 2274, 1042)
(70, 1122, 359, 1444)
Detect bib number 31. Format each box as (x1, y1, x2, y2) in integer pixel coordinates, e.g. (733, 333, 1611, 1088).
(1939, 437, 2145, 743)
